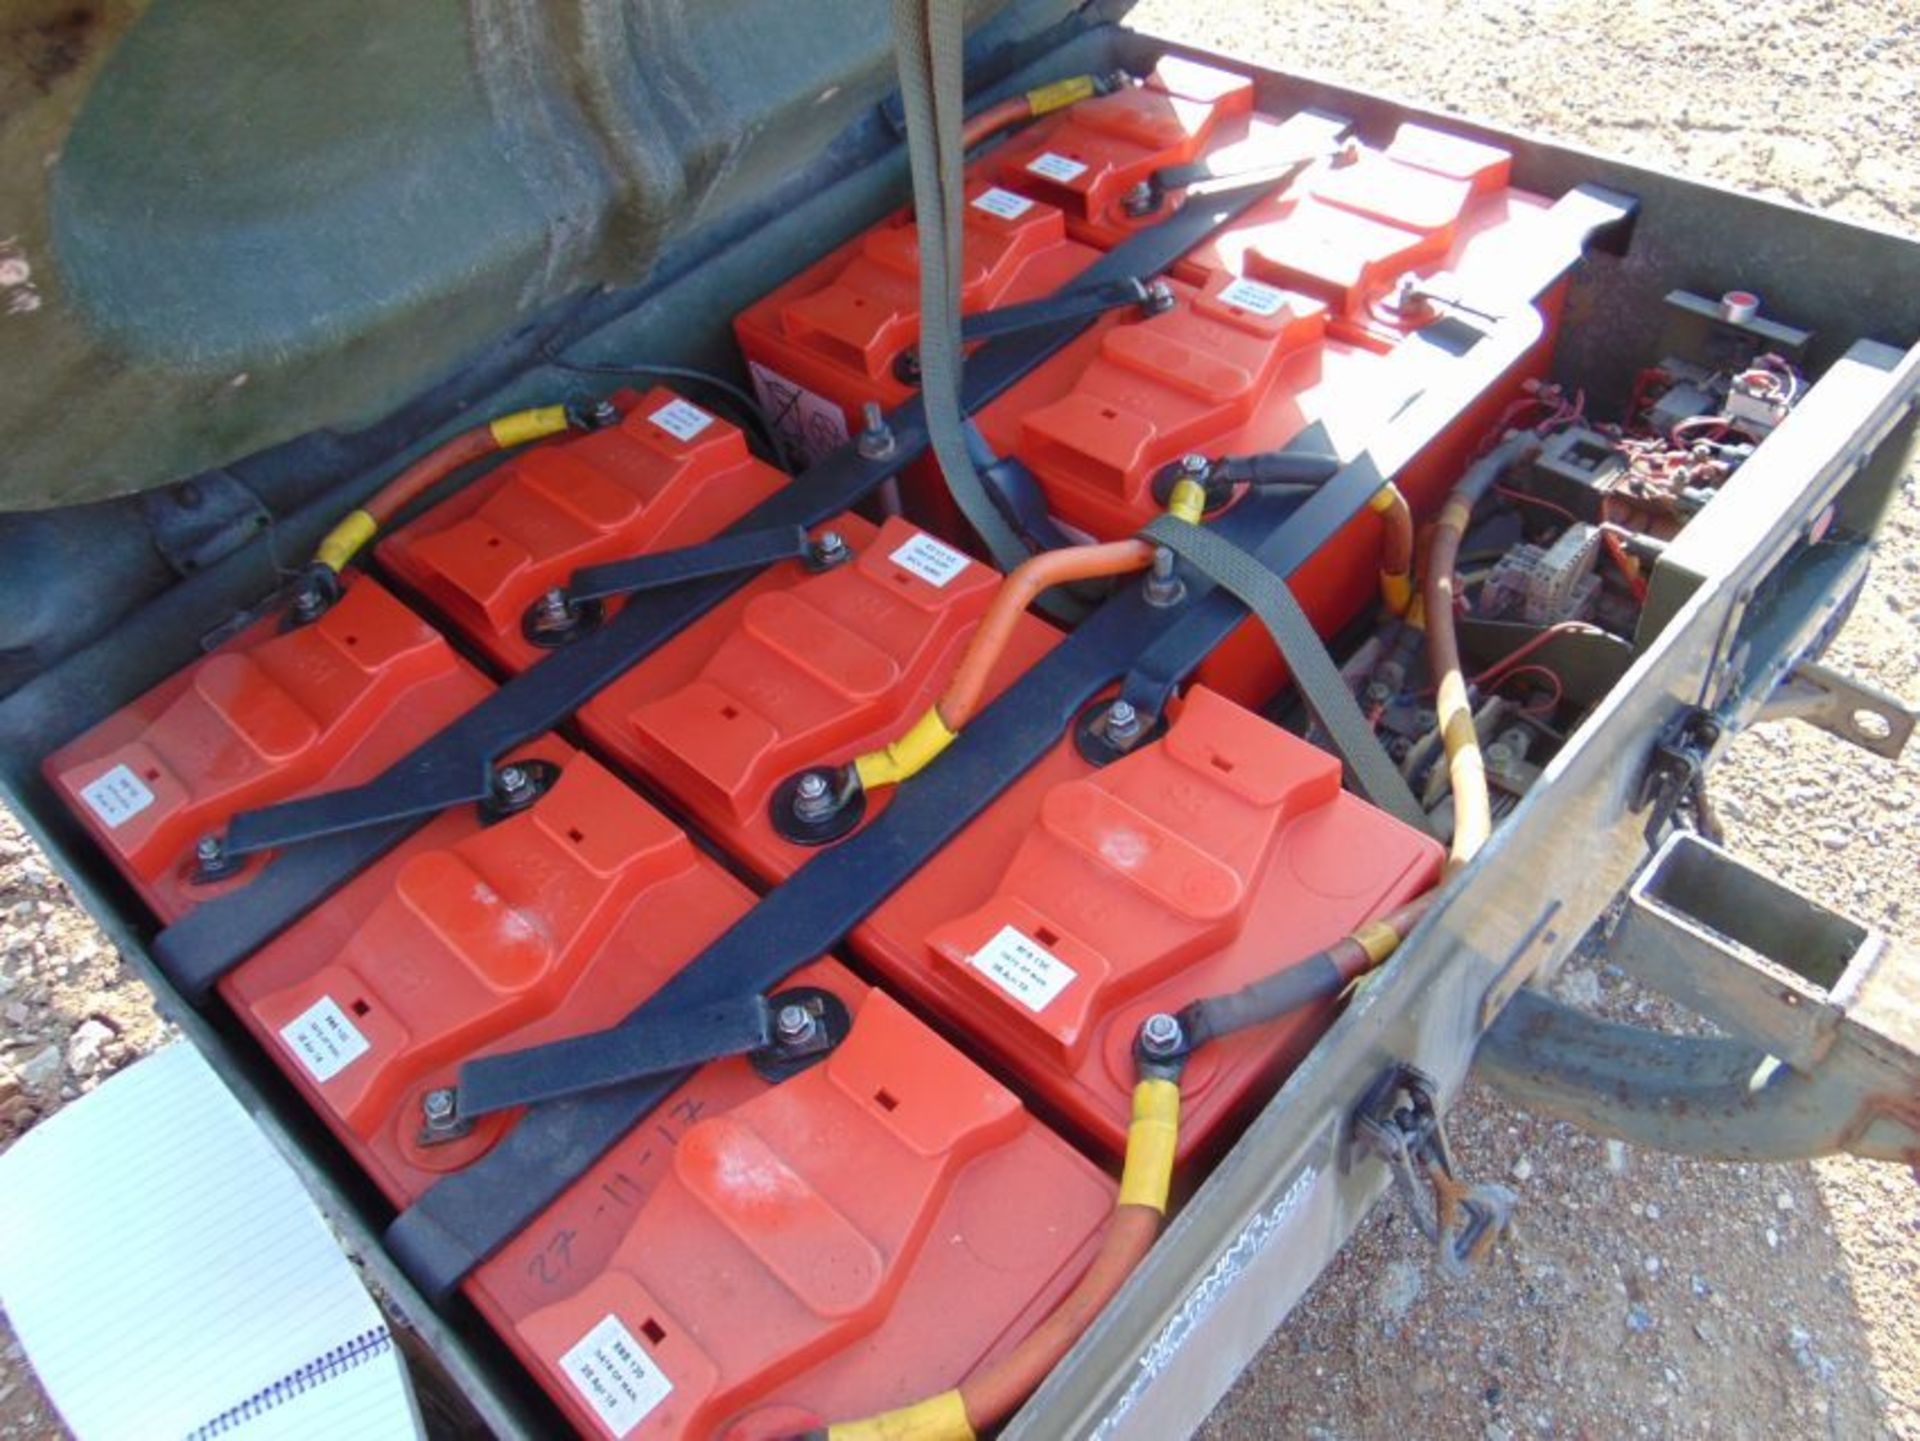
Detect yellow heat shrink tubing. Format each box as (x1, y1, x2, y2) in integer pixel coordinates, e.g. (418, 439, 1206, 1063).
(827, 1390, 975, 1441)
(488, 405, 572, 448)
(313, 508, 378, 574)
(1025, 74, 1098, 115)
(852, 707, 958, 790)
(1117, 1078, 1182, 1213)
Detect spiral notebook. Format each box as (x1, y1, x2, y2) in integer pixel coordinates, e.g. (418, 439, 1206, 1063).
(0, 1044, 422, 1441)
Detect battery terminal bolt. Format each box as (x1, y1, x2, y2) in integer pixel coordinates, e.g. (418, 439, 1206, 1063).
(532, 587, 572, 629)
(189, 832, 244, 884)
(791, 770, 840, 823)
(1140, 279, 1176, 316)
(855, 402, 897, 461)
(1104, 698, 1143, 747)
(775, 1002, 818, 1047)
(1142, 544, 1185, 608)
(808, 530, 852, 570)
(1122, 179, 1161, 218)
(1140, 1012, 1184, 1058)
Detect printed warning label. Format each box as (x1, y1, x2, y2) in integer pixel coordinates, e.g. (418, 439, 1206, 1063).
(279, 996, 371, 1084)
(78, 764, 155, 829)
(560, 1314, 673, 1438)
(1027, 151, 1089, 183)
(968, 925, 1077, 1013)
(748, 360, 850, 466)
(1216, 277, 1290, 317)
(647, 397, 714, 442)
(888, 532, 972, 588)
(971, 186, 1037, 220)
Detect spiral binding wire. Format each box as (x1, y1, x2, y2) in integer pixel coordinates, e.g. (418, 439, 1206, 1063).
(183, 1326, 393, 1439)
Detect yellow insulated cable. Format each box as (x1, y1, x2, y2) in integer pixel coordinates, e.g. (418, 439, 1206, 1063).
(828, 1390, 974, 1441)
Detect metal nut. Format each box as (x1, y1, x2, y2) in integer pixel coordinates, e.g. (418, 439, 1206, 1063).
(775, 1003, 817, 1045)
(792, 771, 838, 823)
(1140, 1012, 1184, 1058)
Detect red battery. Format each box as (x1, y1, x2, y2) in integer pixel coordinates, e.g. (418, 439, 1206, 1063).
(220, 745, 1113, 1440)
(852, 685, 1445, 1163)
(733, 182, 1102, 472)
(1176, 122, 1555, 352)
(986, 56, 1257, 248)
(376, 387, 787, 672)
(42, 574, 491, 922)
(577, 513, 1058, 884)
(975, 270, 1341, 542)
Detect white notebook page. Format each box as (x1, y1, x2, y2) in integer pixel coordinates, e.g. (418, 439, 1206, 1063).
(0, 1043, 420, 1440)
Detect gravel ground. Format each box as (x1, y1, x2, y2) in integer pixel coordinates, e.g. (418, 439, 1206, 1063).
(4, 2, 1919, 1436)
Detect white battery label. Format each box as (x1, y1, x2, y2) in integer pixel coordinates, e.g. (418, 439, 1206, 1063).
(969, 924, 1078, 1013)
(279, 996, 371, 1084)
(78, 763, 155, 829)
(1026, 151, 1089, 183)
(559, 1314, 673, 1438)
(1216, 277, 1290, 317)
(647, 397, 714, 442)
(971, 186, 1037, 220)
(888, 532, 972, 588)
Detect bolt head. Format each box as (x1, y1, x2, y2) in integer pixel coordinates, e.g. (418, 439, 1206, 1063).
(423, 1088, 456, 1122)
(1108, 699, 1137, 728)
(791, 770, 842, 823)
(1141, 1012, 1183, 1056)
(775, 1003, 816, 1044)
(195, 835, 224, 862)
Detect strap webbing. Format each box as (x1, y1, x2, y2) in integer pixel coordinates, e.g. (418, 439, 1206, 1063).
(891, 0, 1029, 572)
(1140, 514, 1429, 831)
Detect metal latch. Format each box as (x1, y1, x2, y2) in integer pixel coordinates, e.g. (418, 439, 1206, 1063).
(1633, 707, 1722, 844)
(1350, 1064, 1516, 1274)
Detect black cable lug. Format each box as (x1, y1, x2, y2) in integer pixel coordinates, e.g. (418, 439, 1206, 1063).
(770, 765, 866, 846)
(565, 397, 621, 432)
(1148, 454, 1232, 513)
(747, 987, 853, 1084)
(1073, 696, 1167, 767)
(1132, 1010, 1193, 1081)
(520, 587, 605, 649)
(477, 757, 560, 826)
(280, 562, 342, 631)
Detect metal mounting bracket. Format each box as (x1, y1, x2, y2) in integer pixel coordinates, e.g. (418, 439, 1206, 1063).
(1755, 657, 1916, 760)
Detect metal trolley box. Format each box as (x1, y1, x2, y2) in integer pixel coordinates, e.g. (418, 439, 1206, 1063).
(0, 10, 1916, 1439)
